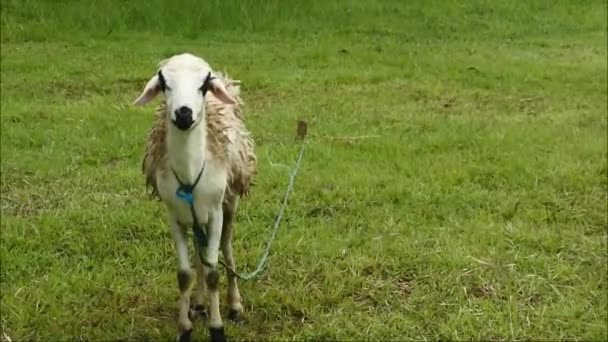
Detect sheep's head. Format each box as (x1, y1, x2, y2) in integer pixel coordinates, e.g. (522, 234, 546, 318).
(133, 53, 236, 131)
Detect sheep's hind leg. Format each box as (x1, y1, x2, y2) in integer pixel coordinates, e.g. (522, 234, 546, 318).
(169, 217, 194, 342)
(221, 197, 244, 323)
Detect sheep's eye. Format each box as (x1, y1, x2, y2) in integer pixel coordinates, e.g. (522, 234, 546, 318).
(199, 72, 213, 95)
(157, 71, 172, 92)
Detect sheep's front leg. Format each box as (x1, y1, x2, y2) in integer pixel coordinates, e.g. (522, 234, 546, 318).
(169, 216, 194, 342)
(191, 246, 208, 320)
(221, 199, 244, 321)
(204, 205, 226, 342)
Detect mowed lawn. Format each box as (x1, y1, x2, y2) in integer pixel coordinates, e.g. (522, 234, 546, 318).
(1, 1, 607, 341)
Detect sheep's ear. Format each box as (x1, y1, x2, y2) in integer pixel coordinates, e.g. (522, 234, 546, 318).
(209, 77, 237, 105)
(133, 74, 160, 106)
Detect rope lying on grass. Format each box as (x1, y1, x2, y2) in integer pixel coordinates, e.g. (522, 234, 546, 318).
(212, 120, 308, 280)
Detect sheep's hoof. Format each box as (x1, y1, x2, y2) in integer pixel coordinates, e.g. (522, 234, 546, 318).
(177, 329, 192, 342)
(209, 326, 227, 342)
(228, 309, 245, 324)
(189, 304, 208, 320)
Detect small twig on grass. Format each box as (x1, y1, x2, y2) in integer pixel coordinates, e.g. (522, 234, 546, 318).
(519, 96, 542, 103)
(318, 134, 380, 142)
(467, 255, 495, 267)
(2, 331, 12, 342)
(265, 149, 291, 171)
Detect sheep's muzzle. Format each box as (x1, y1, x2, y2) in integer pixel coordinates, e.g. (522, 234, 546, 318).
(173, 106, 194, 130)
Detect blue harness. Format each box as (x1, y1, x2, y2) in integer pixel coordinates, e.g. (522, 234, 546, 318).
(172, 164, 214, 268)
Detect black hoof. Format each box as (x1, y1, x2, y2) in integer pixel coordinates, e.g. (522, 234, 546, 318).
(189, 304, 208, 320)
(209, 326, 227, 342)
(178, 329, 192, 342)
(228, 309, 245, 324)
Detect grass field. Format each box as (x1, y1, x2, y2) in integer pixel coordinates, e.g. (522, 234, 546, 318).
(1, 1, 607, 341)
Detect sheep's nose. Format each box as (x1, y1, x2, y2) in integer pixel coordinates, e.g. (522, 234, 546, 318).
(173, 106, 194, 130)
(175, 106, 193, 119)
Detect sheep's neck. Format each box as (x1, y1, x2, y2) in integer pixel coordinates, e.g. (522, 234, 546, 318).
(167, 122, 208, 186)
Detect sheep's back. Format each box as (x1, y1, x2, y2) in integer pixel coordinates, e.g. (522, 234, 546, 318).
(206, 72, 257, 200)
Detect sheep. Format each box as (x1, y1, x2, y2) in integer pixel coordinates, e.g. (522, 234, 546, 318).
(133, 53, 256, 342)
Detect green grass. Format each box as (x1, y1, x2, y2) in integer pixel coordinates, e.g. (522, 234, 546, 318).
(1, 0, 607, 341)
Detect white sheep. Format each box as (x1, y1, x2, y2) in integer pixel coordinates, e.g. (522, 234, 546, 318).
(133, 53, 256, 342)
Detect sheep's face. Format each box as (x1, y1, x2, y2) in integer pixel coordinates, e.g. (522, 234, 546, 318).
(133, 53, 236, 131)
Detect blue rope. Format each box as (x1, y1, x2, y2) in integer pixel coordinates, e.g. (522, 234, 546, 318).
(223, 139, 306, 280)
(175, 136, 307, 280)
